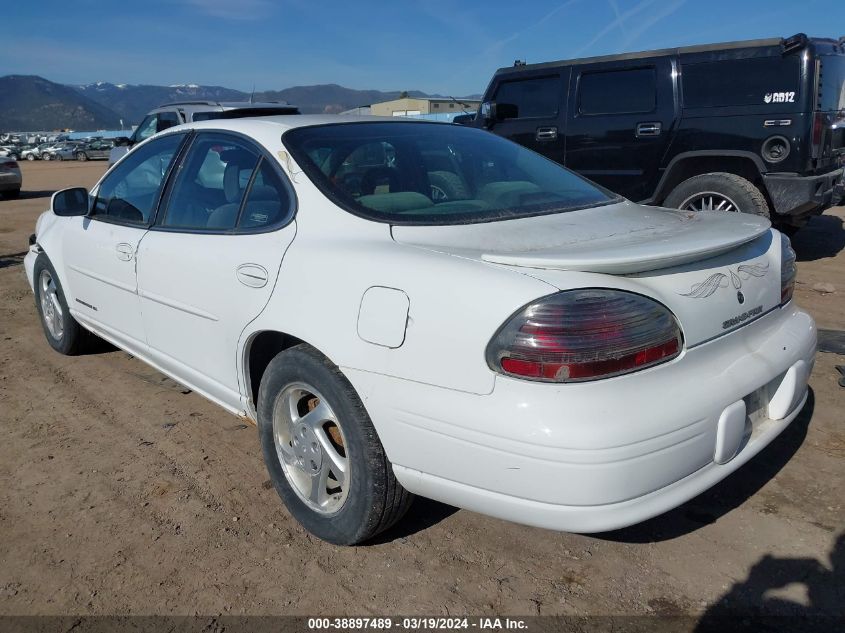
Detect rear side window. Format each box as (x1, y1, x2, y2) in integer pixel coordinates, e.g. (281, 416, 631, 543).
(579, 68, 656, 115)
(162, 134, 260, 230)
(818, 55, 845, 111)
(157, 111, 181, 132)
(161, 133, 292, 232)
(683, 56, 801, 108)
(493, 76, 560, 119)
(237, 161, 292, 230)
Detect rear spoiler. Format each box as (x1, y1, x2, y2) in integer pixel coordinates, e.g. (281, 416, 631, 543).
(782, 33, 808, 53)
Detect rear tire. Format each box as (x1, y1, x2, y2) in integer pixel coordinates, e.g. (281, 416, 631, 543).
(257, 344, 413, 545)
(42, 153, 51, 161)
(26, 154, 36, 161)
(663, 172, 770, 218)
(77, 152, 88, 162)
(33, 254, 92, 355)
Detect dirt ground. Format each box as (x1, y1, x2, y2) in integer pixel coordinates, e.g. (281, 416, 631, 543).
(0, 161, 843, 624)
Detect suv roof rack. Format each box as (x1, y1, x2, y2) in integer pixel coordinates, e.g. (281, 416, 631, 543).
(156, 99, 293, 108)
(494, 36, 810, 74)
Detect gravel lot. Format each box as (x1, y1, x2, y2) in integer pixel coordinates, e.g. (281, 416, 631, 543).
(0, 161, 842, 624)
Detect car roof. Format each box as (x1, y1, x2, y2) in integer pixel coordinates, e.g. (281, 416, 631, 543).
(176, 114, 443, 135)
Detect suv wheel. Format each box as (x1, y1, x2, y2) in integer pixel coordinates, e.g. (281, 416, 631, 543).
(26, 154, 36, 161)
(664, 172, 770, 218)
(257, 344, 413, 545)
(77, 152, 88, 162)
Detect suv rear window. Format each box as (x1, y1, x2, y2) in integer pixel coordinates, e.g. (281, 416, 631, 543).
(682, 55, 801, 108)
(493, 76, 560, 119)
(283, 122, 614, 226)
(579, 68, 656, 115)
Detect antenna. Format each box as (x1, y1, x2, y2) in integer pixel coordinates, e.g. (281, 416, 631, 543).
(448, 95, 472, 114)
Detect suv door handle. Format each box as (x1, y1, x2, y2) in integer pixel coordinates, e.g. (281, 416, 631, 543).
(115, 243, 134, 261)
(535, 126, 558, 141)
(636, 122, 662, 137)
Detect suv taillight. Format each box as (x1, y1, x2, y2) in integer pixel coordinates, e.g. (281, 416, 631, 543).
(780, 233, 797, 304)
(486, 290, 683, 383)
(0, 160, 17, 169)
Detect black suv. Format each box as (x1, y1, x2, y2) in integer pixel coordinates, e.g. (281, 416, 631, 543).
(473, 34, 845, 229)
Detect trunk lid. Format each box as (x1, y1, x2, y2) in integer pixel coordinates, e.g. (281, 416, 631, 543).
(392, 201, 781, 347)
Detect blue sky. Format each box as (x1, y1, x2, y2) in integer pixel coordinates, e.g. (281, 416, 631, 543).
(1, 0, 843, 95)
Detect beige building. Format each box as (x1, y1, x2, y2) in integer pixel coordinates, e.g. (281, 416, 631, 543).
(370, 97, 481, 117)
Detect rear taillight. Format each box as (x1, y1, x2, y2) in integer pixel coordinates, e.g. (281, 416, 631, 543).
(811, 112, 824, 159)
(780, 232, 797, 304)
(0, 160, 18, 169)
(486, 290, 683, 383)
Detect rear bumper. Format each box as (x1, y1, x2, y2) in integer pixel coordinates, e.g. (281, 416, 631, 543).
(346, 304, 817, 533)
(763, 168, 844, 221)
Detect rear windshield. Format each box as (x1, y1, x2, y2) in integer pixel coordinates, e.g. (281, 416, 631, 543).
(682, 55, 801, 108)
(818, 55, 845, 111)
(282, 122, 614, 225)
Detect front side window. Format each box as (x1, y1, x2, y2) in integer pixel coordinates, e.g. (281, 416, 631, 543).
(92, 133, 184, 224)
(494, 76, 560, 119)
(579, 68, 656, 115)
(283, 122, 614, 225)
(132, 115, 158, 144)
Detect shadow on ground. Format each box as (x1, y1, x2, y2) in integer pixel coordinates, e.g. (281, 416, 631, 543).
(792, 214, 845, 262)
(0, 251, 26, 269)
(370, 496, 460, 545)
(597, 389, 815, 544)
(695, 531, 843, 631)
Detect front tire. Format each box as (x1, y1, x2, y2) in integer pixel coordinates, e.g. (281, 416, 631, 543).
(663, 172, 770, 218)
(33, 254, 91, 355)
(77, 152, 88, 162)
(257, 344, 413, 545)
(26, 154, 36, 161)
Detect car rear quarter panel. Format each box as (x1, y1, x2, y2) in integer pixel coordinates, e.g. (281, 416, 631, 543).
(240, 176, 558, 397)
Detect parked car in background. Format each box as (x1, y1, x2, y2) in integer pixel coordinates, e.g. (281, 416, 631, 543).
(473, 34, 845, 231)
(0, 157, 21, 199)
(45, 142, 82, 161)
(75, 139, 114, 161)
(21, 143, 53, 161)
(25, 116, 815, 545)
(108, 100, 300, 165)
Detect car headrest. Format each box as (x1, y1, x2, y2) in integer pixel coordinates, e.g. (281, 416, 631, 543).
(223, 163, 242, 203)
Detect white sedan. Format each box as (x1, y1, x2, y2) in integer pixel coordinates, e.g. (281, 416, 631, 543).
(24, 116, 816, 544)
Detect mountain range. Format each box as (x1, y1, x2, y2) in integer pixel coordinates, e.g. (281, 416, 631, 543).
(0, 75, 481, 132)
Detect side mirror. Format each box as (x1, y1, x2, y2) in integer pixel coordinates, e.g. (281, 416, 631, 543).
(113, 136, 132, 147)
(51, 187, 89, 217)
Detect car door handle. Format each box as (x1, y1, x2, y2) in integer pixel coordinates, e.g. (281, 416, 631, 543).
(535, 126, 558, 141)
(236, 263, 268, 288)
(636, 122, 662, 137)
(115, 243, 134, 261)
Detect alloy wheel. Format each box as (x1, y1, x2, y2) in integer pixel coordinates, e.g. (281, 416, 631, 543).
(39, 269, 64, 341)
(679, 192, 740, 213)
(272, 382, 349, 515)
